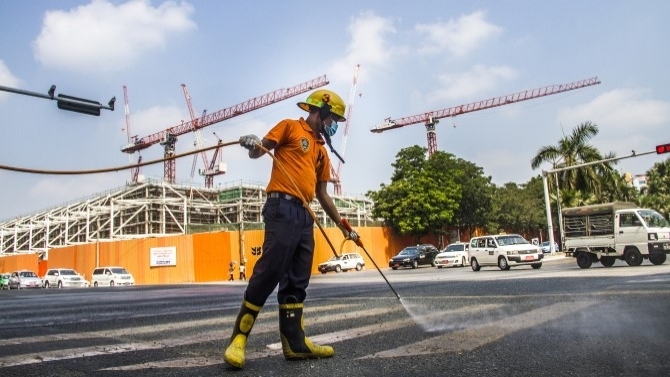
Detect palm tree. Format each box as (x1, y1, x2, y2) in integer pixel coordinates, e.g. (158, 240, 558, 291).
(531, 121, 616, 200)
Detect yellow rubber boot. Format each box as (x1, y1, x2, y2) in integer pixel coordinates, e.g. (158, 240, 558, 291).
(223, 299, 262, 369)
(279, 296, 334, 360)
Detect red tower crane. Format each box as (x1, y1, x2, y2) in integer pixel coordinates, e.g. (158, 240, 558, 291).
(122, 85, 142, 184)
(371, 77, 601, 156)
(330, 64, 360, 196)
(121, 75, 330, 183)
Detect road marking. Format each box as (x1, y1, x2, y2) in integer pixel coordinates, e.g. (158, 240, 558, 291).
(0, 305, 397, 367)
(102, 303, 505, 370)
(359, 300, 597, 359)
(0, 303, 354, 347)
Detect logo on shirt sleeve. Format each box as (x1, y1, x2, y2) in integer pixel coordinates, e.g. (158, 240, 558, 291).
(300, 137, 310, 152)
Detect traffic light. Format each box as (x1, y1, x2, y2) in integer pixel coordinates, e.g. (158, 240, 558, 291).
(56, 94, 102, 116)
(656, 143, 670, 154)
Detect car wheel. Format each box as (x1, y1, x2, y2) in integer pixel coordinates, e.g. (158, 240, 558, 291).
(58, 281, 63, 289)
(355, 263, 362, 271)
(110, 280, 115, 287)
(471, 258, 481, 271)
(625, 248, 643, 267)
(411, 260, 418, 269)
(576, 252, 593, 269)
(531, 263, 542, 269)
(93, 281, 98, 287)
(649, 253, 666, 265)
(461, 257, 466, 267)
(44, 281, 50, 289)
(498, 257, 510, 271)
(335, 265, 342, 273)
(320, 271, 327, 274)
(600, 256, 616, 267)
(437, 266, 443, 269)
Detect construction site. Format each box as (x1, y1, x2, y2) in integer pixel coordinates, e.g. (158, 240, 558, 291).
(0, 69, 381, 258)
(0, 176, 376, 257)
(0, 71, 602, 266)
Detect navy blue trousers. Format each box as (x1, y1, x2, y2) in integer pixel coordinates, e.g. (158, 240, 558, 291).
(244, 197, 315, 306)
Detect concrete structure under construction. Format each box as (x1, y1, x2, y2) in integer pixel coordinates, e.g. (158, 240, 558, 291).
(0, 178, 376, 257)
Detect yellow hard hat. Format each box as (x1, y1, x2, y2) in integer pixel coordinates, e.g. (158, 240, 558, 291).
(297, 89, 346, 122)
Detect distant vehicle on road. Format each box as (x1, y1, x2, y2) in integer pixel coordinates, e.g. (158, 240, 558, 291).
(562, 202, 670, 269)
(469, 234, 543, 271)
(0, 273, 10, 290)
(91, 267, 135, 287)
(8, 270, 42, 289)
(389, 244, 439, 270)
(318, 253, 365, 274)
(434, 242, 470, 268)
(540, 241, 559, 253)
(42, 268, 89, 289)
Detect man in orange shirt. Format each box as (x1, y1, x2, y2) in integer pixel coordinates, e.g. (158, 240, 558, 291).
(223, 89, 359, 369)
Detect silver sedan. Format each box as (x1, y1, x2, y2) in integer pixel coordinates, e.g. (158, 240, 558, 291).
(8, 270, 43, 289)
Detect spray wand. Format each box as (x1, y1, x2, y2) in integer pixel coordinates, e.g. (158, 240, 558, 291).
(339, 219, 401, 300)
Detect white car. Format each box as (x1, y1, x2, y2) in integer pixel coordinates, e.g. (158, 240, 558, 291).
(434, 242, 470, 268)
(318, 253, 365, 274)
(42, 268, 89, 288)
(91, 266, 135, 287)
(469, 234, 544, 271)
(8, 270, 42, 289)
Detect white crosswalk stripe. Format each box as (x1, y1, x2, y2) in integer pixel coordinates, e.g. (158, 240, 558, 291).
(0, 299, 599, 370)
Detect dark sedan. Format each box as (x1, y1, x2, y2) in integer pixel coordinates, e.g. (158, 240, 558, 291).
(389, 245, 439, 269)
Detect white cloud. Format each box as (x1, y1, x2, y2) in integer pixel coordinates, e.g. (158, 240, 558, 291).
(556, 88, 670, 175)
(0, 60, 22, 101)
(126, 104, 186, 138)
(415, 10, 502, 56)
(424, 64, 518, 105)
(33, 0, 196, 73)
(29, 175, 123, 209)
(558, 88, 670, 131)
(329, 12, 406, 85)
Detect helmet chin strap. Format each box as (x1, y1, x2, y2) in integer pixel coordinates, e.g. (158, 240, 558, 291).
(318, 104, 345, 164)
(321, 130, 345, 164)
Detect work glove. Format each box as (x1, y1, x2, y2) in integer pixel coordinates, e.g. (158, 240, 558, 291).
(337, 219, 359, 243)
(239, 134, 260, 150)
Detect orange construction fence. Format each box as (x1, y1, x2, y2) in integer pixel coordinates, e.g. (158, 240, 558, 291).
(0, 227, 462, 284)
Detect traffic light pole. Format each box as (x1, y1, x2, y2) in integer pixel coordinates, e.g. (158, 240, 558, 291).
(542, 149, 657, 254)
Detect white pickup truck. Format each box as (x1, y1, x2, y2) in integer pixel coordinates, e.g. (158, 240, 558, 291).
(562, 202, 670, 268)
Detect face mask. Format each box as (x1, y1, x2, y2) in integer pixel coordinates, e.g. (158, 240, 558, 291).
(325, 121, 338, 137)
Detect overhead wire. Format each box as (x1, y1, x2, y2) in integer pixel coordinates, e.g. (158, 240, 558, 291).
(0, 141, 239, 175)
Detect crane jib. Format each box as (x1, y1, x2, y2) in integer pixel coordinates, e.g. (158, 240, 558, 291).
(372, 76, 601, 133)
(120, 75, 329, 154)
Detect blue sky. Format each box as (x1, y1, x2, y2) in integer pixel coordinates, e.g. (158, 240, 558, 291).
(1, 0, 669, 220)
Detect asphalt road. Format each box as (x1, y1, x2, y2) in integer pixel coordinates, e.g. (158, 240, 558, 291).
(1, 254, 669, 376)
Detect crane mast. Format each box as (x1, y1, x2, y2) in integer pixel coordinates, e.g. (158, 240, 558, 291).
(330, 64, 360, 196)
(121, 75, 329, 183)
(372, 76, 601, 156)
(182, 84, 209, 176)
(182, 84, 223, 188)
(122, 85, 142, 184)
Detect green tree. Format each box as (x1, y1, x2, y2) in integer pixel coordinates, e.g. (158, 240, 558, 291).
(367, 146, 461, 242)
(639, 157, 670, 218)
(531, 121, 616, 200)
(451, 159, 494, 237)
(492, 180, 545, 237)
